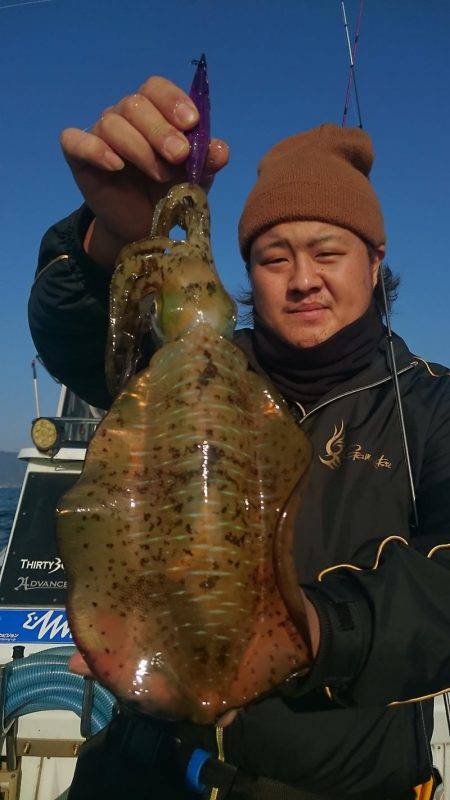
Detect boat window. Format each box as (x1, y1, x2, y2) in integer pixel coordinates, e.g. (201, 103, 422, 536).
(62, 389, 101, 420)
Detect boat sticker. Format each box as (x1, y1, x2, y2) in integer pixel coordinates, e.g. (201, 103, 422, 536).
(0, 608, 73, 642)
(0, 471, 76, 607)
(14, 577, 67, 592)
(19, 558, 64, 574)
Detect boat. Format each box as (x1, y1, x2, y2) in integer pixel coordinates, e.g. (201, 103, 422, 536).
(0, 383, 106, 799)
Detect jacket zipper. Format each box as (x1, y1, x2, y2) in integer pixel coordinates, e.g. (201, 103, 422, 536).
(209, 726, 225, 800)
(293, 362, 418, 423)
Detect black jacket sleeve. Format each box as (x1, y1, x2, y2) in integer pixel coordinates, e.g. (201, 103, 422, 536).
(28, 205, 113, 409)
(302, 384, 450, 706)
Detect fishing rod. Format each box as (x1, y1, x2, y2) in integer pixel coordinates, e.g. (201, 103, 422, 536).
(341, 2, 418, 527)
(340, 2, 450, 757)
(379, 271, 419, 529)
(0, 0, 54, 11)
(341, 1, 364, 128)
(341, 0, 364, 126)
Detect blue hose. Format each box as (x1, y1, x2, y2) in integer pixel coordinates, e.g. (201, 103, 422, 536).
(2, 647, 116, 735)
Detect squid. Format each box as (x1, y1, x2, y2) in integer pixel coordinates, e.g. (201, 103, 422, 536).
(57, 58, 312, 725)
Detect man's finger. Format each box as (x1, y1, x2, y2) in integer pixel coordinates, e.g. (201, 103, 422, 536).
(216, 708, 239, 727)
(69, 652, 94, 678)
(112, 95, 190, 167)
(138, 75, 199, 131)
(60, 127, 125, 172)
(200, 140, 230, 191)
(206, 139, 230, 173)
(92, 112, 175, 181)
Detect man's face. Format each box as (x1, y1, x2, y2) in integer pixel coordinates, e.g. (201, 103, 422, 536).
(249, 221, 384, 349)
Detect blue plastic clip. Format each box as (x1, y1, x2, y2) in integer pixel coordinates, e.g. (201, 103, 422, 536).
(185, 748, 211, 793)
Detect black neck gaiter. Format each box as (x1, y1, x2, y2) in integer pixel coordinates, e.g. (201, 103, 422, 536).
(252, 302, 385, 407)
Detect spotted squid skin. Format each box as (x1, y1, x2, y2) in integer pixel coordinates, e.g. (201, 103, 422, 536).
(106, 183, 236, 397)
(58, 183, 311, 723)
(58, 324, 311, 723)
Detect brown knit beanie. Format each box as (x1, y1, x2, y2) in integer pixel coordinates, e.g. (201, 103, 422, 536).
(238, 123, 385, 261)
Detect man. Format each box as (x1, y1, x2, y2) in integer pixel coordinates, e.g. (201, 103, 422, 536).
(29, 75, 450, 799)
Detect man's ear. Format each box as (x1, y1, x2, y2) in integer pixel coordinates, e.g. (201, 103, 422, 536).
(371, 246, 385, 288)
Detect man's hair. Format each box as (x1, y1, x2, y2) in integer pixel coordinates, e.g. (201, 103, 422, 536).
(237, 243, 400, 324)
(366, 244, 400, 318)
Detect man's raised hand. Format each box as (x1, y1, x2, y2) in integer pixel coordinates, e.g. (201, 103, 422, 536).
(60, 75, 229, 266)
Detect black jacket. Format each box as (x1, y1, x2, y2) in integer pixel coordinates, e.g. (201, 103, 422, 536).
(28, 206, 450, 799)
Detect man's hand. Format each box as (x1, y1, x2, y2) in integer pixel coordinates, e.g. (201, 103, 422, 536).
(68, 589, 319, 729)
(60, 75, 229, 267)
(69, 651, 94, 678)
(69, 651, 237, 727)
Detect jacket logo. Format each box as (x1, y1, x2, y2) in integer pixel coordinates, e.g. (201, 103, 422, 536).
(319, 422, 393, 471)
(347, 445, 392, 469)
(319, 421, 345, 470)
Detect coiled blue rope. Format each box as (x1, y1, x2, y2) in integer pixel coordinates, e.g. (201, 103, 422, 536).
(1, 646, 115, 735)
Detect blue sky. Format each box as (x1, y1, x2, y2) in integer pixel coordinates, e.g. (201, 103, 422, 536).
(0, 0, 448, 451)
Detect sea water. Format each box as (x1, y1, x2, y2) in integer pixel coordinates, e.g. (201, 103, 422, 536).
(0, 487, 19, 553)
